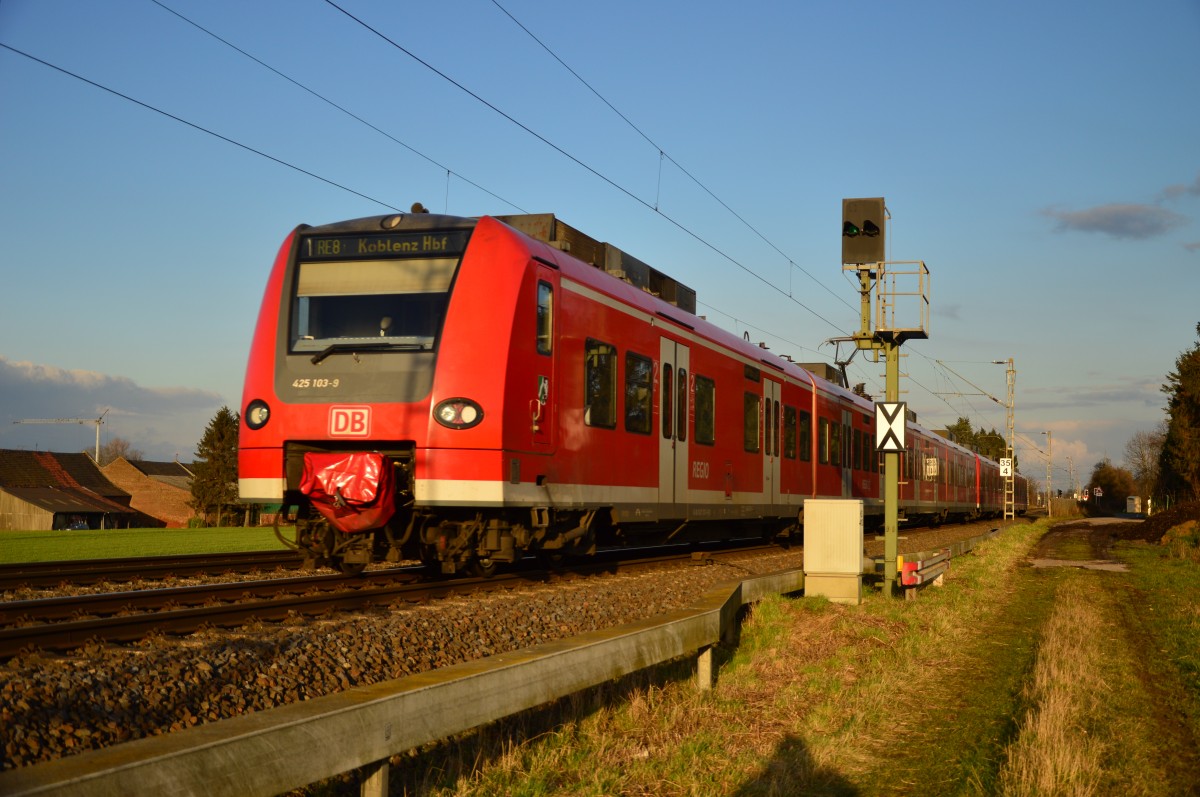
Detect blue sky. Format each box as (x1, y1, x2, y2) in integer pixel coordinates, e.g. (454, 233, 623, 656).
(1, 0, 1197, 493)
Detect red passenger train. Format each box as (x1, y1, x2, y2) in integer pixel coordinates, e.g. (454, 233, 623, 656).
(238, 210, 1027, 574)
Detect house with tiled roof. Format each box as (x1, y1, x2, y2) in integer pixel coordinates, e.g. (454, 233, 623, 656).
(101, 458, 197, 528)
(0, 449, 135, 530)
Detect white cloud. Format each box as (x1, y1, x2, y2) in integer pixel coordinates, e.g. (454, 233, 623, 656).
(0, 355, 228, 461)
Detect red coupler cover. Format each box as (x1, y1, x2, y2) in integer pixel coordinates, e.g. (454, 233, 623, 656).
(300, 451, 396, 533)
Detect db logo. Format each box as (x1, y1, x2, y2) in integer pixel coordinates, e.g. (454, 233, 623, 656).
(329, 406, 371, 437)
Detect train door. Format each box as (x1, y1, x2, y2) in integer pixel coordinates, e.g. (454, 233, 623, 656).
(659, 338, 690, 509)
(924, 445, 939, 506)
(532, 267, 557, 450)
(841, 409, 853, 497)
(763, 379, 781, 505)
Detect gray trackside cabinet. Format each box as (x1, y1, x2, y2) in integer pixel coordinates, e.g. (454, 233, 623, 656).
(803, 499, 864, 605)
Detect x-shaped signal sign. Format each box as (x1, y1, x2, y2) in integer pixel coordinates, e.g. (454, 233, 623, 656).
(875, 402, 907, 453)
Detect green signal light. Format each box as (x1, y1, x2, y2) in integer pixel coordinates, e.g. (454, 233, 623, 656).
(862, 220, 880, 237)
(843, 221, 860, 238)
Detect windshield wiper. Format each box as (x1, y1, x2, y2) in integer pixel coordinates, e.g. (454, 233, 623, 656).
(310, 341, 427, 365)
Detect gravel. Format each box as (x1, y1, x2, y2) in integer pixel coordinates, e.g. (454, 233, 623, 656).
(1, 549, 805, 771)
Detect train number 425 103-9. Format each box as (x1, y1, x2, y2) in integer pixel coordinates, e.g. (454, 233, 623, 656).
(292, 378, 341, 389)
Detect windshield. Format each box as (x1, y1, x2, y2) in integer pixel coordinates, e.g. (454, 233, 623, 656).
(290, 255, 459, 353)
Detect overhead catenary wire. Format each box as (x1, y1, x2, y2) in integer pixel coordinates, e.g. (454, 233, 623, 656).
(147, 0, 528, 215)
(152, 0, 849, 369)
(8, 3, 875, 359)
(487, 0, 854, 315)
(0, 42, 406, 213)
(321, 0, 848, 335)
(0, 34, 849, 377)
(483, 4, 995, 417)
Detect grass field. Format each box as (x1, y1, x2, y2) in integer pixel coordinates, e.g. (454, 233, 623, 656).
(0, 527, 293, 563)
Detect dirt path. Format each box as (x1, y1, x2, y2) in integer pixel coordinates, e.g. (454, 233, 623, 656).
(1020, 518, 1200, 795)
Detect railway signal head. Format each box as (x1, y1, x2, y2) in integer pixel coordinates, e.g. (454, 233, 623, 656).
(842, 197, 886, 264)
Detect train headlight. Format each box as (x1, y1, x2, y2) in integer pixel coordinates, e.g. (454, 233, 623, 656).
(433, 398, 483, 430)
(245, 400, 271, 430)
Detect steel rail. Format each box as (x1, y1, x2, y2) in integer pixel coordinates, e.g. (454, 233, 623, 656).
(0, 551, 301, 590)
(0, 566, 425, 624)
(0, 543, 778, 659)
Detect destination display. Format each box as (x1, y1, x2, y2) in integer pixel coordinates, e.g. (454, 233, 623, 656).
(300, 231, 469, 261)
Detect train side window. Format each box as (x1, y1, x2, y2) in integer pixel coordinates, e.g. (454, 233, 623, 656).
(763, 396, 774, 456)
(536, 281, 553, 355)
(624, 352, 652, 435)
(772, 400, 780, 457)
(677, 368, 688, 443)
(584, 338, 616, 428)
(783, 405, 797, 459)
(799, 410, 812, 462)
(853, 429, 862, 470)
(818, 417, 829, 464)
(695, 375, 715, 445)
(743, 392, 760, 453)
(830, 420, 841, 467)
(662, 365, 674, 439)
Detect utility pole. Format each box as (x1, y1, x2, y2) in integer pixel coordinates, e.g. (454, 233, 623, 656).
(930, 357, 1016, 521)
(1042, 430, 1053, 517)
(842, 198, 929, 595)
(13, 411, 108, 462)
(994, 358, 1016, 521)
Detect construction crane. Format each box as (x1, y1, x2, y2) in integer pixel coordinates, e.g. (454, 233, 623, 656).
(13, 410, 108, 462)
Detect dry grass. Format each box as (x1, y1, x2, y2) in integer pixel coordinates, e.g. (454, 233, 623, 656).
(993, 568, 1194, 797)
(993, 578, 1109, 796)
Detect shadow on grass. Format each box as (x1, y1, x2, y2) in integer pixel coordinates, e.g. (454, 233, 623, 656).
(731, 733, 859, 796)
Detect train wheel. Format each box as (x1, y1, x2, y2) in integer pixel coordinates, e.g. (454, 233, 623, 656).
(298, 518, 334, 570)
(336, 558, 367, 576)
(472, 557, 498, 578)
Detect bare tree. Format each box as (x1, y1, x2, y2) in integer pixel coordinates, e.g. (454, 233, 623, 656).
(1124, 422, 1165, 501)
(98, 436, 144, 466)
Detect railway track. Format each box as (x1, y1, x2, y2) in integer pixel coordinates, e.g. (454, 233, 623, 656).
(0, 567, 437, 659)
(0, 550, 301, 590)
(0, 521, 1017, 660)
(0, 544, 774, 659)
